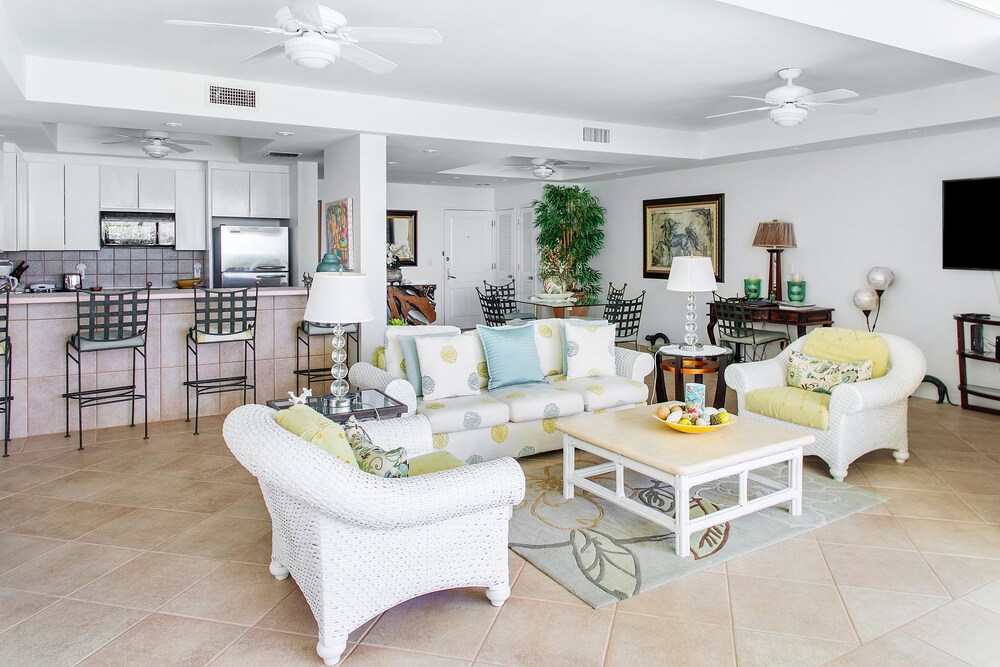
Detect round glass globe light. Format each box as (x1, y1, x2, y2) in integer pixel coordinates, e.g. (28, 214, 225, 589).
(866, 266, 895, 291)
(852, 287, 879, 311)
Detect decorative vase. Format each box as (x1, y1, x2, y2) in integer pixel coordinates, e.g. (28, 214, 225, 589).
(543, 277, 567, 294)
(316, 252, 343, 273)
(386, 267, 402, 284)
(743, 278, 762, 300)
(787, 280, 806, 302)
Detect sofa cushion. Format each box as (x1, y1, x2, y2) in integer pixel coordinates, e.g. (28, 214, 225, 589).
(398, 332, 454, 396)
(477, 323, 545, 391)
(559, 319, 609, 375)
(801, 327, 889, 379)
(415, 334, 481, 401)
(547, 374, 649, 411)
(489, 382, 585, 423)
(746, 386, 830, 431)
(462, 329, 491, 390)
(532, 318, 565, 377)
(564, 323, 616, 380)
(416, 394, 511, 433)
(274, 405, 358, 467)
(409, 451, 466, 476)
(383, 325, 460, 379)
(787, 350, 873, 392)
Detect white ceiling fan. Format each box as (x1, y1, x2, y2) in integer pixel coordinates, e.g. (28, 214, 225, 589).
(166, 0, 442, 73)
(102, 131, 211, 159)
(503, 159, 592, 180)
(706, 68, 878, 127)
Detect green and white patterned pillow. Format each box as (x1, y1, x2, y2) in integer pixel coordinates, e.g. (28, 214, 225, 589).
(564, 323, 617, 380)
(787, 350, 873, 392)
(344, 418, 409, 478)
(415, 333, 481, 401)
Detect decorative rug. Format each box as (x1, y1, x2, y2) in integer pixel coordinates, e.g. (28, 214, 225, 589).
(509, 462, 885, 609)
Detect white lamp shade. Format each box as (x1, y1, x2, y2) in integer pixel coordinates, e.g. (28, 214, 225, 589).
(666, 256, 717, 292)
(303, 272, 375, 324)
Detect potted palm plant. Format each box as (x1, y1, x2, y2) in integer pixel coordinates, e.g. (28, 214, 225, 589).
(533, 184, 606, 298)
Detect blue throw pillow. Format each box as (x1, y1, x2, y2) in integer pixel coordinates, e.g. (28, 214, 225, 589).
(476, 324, 545, 391)
(398, 332, 453, 397)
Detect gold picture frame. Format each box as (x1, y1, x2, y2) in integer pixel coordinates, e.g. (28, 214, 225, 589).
(642, 193, 725, 281)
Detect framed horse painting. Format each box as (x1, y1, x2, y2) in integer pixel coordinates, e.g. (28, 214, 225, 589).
(642, 194, 725, 281)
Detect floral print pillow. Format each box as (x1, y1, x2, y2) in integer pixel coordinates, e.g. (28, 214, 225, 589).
(344, 417, 409, 478)
(414, 334, 481, 401)
(564, 323, 617, 380)
(787, 350, 873, 392)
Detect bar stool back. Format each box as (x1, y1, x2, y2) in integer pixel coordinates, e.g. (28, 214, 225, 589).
(185, 284, 258, 434)
(65, 285, 151, 449)
(0, 287, 11, 456)
(295, 274, 359, 392)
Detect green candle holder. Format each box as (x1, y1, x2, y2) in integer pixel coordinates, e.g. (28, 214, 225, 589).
(787, 280, 806, 302)
(744, 278, 762, 300)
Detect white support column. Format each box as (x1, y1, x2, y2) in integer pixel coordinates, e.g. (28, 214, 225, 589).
(290, 160, 318, 286)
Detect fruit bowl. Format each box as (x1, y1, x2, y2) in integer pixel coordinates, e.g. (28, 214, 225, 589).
(175, 278, 203, 289)
(652, 403, 733, 434)
(654, 415, 733, 434)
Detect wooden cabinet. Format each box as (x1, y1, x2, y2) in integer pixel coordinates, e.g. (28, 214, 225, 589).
(250, 171, 289, 218)
(212, 168, 289, 218)
(138, 168, 175, 210)
(174, 170, 207, 250)
(64, 164, 100, 250)
(100, 165, 138, 209)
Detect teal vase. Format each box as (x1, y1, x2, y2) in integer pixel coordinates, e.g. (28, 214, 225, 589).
(316, 252, 343, 273)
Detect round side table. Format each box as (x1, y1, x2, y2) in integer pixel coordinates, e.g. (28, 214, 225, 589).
(654, 344, 732, 408)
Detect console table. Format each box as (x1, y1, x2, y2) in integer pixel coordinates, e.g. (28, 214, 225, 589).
(387, 284, 437, 325)
(955, 313, 1000, 415)
(706, 302, 835, 345)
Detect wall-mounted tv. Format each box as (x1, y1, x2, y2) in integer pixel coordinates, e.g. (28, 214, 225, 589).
(943, 176, 1000, 271)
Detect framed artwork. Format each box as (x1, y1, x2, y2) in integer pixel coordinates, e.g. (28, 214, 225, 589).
(386, 209, 418, 266)
(642, 193, 725, 281)
(320, 197, 354, 269)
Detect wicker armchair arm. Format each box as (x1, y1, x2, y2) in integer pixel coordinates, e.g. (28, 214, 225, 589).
(830, 340, 927, 414)
(359, 414, 433, 458)
(725, 356, 789, 394)
(615, 347, 654, 381)
(349, 362, 417, 414)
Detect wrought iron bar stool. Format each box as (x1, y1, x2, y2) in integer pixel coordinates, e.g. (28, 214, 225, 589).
(0, 287, 12, 457)
(64, 284, 151, 450)
(295, 274, 359, 392)
(185, 284, 259, 435)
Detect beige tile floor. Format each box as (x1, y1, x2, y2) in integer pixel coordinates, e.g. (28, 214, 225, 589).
(0, 394, 999, 666)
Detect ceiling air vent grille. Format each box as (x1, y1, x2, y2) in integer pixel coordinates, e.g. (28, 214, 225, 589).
(582, 126, 610, 144)
(264, 151, 302, 159)
(208, 85, 256, 108)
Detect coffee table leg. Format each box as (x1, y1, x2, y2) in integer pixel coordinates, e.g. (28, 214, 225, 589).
(674, 477, 691, 557)
(789, 450, 803, 516)
(563, 436, 575, 500)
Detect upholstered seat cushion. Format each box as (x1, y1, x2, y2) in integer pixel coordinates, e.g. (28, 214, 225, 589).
(745, 386, 830, 430)
(801, 327, 889, 378)
(409, 451, 466, 475)
(71, 333, 145, 352)
(193, 329, 253, 344)
(416, 394, 511, 433)
(489, 382, 585, 423)
(546, 374, 649, 411)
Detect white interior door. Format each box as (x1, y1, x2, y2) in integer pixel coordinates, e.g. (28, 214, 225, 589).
(444, 209, 494, 329)
(495, 208, 514, 286)
(515, 205, 537, 296)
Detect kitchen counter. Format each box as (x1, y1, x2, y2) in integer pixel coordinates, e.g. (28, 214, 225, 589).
(8, 285, 307, 304)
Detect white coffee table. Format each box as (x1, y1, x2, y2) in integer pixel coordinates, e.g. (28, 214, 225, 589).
(557, 403, 813, 557)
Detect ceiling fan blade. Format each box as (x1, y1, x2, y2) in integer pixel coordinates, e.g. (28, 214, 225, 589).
(338, 43, 397, 74)
(102, 140, 138, 145)
(705, 106, 772, 119)
(816, 103, 878, 115)
(162, 142, 193, 154)
(337, 27, 443, 45)
(288, 0, 324, 28)
(113, 133, 144, 139)
(242, 43, 286, 64)
(165, 19, 290, 35)
(169, 139, 212, 146)
(729, 95, 772, 103)
(800, 88, 858, 104)
(555, 165, 591, 171)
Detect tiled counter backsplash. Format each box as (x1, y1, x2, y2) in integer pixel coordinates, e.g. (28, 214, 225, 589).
(3, 248, 207, 289)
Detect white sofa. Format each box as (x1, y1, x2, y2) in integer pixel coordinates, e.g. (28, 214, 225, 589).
(223, 404, 525, 665)
(349, 320, 655, 464)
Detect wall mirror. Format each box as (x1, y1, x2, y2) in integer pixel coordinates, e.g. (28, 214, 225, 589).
(386, 209, 418, 266)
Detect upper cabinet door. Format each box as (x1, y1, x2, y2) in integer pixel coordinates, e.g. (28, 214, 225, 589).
(212, 169, 251, 217)
(25, 162, 65, 250)
(64, 164, 101, 251)
(249, 171, 289, 218)
(138, 168, 175, 211)
(175, 170, 207, 251)
(100, 165, 139, 209)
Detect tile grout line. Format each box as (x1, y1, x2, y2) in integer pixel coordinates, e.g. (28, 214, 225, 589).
(812, 539, 864, 648)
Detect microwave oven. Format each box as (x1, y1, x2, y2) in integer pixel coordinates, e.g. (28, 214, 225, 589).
(100, 213, 176, 247)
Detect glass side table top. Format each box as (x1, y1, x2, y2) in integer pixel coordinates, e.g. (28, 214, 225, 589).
(266, 388, 406, 422)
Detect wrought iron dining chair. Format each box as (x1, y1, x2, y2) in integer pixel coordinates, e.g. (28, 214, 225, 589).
(605, 282, 627, 304)
(477, 287, 512, 327)
(483, 279, 535, 322)
(604, 290, 646, 350)
(714, 295, 789, 362)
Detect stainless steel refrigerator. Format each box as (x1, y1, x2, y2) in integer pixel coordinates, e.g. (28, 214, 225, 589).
(213, 225, 290, 288)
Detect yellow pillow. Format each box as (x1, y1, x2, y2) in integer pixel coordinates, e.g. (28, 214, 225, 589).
(801, 327, 889, 379)
(746, 386, 830, 430)
(275, 405, 358, 467)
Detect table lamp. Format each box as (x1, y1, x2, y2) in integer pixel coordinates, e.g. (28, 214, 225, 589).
(666, 256, 718, 350)
(752, 220, 796, 301)
(303, 272, 375, 407)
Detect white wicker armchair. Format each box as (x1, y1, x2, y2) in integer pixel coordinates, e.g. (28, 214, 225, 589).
(725, 332, 926, 482)
(223, 405, 526, 665)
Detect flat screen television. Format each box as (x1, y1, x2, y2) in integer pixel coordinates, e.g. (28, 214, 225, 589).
(943, 176, 1000, 271)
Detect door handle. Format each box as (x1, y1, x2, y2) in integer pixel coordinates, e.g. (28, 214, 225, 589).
(447, 273, 456, 279)
(507, 274, 513, 279)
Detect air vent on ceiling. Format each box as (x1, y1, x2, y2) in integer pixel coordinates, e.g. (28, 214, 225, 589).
(582, 126, 610, 144)
(264, 151, 302, 159)
(208, 85, 256, 108)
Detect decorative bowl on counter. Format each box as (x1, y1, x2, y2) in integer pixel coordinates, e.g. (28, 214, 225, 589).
(175, 278, 203, 289)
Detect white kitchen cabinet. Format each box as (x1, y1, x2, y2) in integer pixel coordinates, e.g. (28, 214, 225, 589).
(64, 164, 100, 250)
(0, 152, 16, 251)
(100, 165, 139, 209)
(250, 171, 289, 218)
(175, 170, 206, 250)
(138, 168, 175, 211)
(26, 162, 65, 250)
(211, 169, 251, 217)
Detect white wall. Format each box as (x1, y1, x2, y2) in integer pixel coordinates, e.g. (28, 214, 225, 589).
(289, 161, 318, 286)
(386, 183, 494, 323)
(569, 127, 1000, 400)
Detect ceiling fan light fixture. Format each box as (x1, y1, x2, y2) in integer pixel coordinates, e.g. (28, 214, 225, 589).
(143, 141, 171, 159)
(532, 165, 555, 179)
(284, 33, 340, 69)
(769, 105, 808, 127)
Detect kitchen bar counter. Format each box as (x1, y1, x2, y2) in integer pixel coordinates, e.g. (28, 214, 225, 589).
(8, 286, 307, 304)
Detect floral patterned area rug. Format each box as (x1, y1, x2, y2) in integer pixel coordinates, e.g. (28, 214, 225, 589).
(508, 462, 885, 609)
